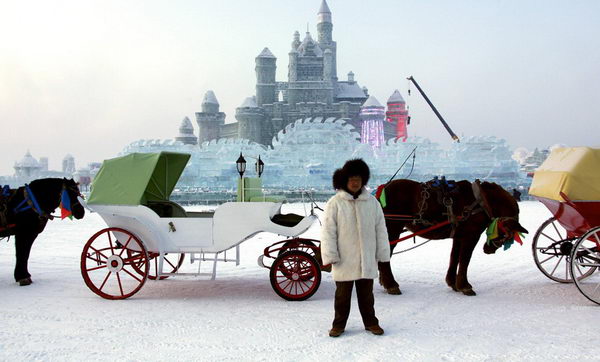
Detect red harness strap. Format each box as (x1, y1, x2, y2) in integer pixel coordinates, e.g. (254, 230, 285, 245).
(387, 216, 465, 246)
(0, 224, 16, 233)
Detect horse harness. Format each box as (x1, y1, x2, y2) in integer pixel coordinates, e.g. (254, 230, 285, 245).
(413, 178, 503, 238)
(12, 184, 56, 221)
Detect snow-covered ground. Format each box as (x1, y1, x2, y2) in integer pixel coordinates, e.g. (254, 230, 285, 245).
(1, 201, 599, 361)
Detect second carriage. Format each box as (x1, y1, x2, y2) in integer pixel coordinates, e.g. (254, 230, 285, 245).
(530, 147, 600, 305)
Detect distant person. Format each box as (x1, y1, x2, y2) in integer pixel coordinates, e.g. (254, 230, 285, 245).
(512, 188, 522, 202)
(321, 159, 390, 337)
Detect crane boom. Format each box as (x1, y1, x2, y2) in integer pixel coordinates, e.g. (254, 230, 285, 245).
(407, 76, 460, 142)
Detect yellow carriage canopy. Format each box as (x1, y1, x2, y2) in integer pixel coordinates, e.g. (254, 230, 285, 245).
(529, 147, 600, 201)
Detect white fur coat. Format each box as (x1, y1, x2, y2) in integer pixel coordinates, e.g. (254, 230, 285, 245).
(320, 188, 390, 281)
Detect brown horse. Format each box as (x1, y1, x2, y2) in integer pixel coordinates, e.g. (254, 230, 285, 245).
(377, 179, 528, 296)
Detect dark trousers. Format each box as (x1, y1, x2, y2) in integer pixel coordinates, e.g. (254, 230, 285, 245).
(332, 279, 379, 329)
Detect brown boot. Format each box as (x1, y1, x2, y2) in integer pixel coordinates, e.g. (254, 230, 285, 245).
(365, 325, 384, 335)
(328, 328, 345, 337)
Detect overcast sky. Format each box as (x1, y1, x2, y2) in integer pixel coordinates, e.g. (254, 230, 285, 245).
(1, 0, 599, 175)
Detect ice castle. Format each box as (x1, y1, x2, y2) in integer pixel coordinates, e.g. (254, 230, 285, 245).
(117, 0, 530, 202)
(192, 0, 409, 147)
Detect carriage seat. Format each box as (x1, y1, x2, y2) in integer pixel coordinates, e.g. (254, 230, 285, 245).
(145, 200, 188, 218)
(271, 213, 305, 227)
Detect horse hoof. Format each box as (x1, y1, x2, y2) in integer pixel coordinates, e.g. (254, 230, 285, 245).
(461, 288, 476, 296)
(448, 285, 459, 292)
(18, 278, 32, 286)
(386, 286, 402, 295)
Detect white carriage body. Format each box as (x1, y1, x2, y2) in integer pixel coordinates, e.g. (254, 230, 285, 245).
(86, 201, 317, 254)
(80, 152, 323, 301)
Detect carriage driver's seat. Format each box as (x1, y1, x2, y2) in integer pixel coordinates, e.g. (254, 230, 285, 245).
(145, 200, 188, 218)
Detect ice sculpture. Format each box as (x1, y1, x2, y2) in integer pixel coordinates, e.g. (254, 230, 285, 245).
(120, 118, 530, 201)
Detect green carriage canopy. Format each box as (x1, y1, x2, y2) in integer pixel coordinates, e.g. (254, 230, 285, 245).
(88, 152, 191, 205)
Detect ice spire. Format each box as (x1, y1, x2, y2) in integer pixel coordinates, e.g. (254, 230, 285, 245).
(318, 0, 332, 23)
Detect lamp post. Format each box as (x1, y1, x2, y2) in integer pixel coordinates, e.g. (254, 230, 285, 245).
(236, 153, 246, 178)
(255, 155, 264, 177)
(236, 153, 246, 202)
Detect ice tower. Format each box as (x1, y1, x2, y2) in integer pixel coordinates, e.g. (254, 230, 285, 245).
(175, 117, 198, 145)
(386, 90, 409, 141)
(360, 96, 385, 148)
(196, 91, 225, 144)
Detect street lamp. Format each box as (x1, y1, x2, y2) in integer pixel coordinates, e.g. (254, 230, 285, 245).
(236, 152, 246, 178)
(255, 155, 264, 177)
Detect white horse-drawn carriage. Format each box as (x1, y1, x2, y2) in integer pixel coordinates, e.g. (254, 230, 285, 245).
(80, 152, 324, 300)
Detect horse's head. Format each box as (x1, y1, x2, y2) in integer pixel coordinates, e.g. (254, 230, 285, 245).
(476, 181, 528, 254)
(483, 217, 529, 254)
(63, 178, 85, 220)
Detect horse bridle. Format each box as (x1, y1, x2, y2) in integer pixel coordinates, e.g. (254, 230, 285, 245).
(21, 181, 83, 220)
(486, 216, 520, 249)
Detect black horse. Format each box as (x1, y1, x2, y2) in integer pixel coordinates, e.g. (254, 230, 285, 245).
(377, 179, 528, 296)
(0, 178, 85, 285)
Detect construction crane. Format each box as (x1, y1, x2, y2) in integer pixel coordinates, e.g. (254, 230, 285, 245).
(407, 76, 460, 142)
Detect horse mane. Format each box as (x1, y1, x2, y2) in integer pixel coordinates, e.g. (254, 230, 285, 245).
(29, 178, 67, 188)
(478, 181, 519, 218)
(26, 178, 70, 213)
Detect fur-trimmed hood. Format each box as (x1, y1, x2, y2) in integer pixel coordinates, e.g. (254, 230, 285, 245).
(332, 159, 371, 190)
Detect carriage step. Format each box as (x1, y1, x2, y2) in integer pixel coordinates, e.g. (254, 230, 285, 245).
(188, 246, 240, 280)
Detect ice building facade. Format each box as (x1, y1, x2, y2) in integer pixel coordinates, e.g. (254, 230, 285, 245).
(122, 117, 530, 202)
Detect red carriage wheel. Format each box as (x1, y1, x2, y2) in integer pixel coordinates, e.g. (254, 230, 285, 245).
(276, 238, 329, 272)
(129, 251, 185, 280)
(80, 227, 149, 300)
(270, 250, 321, 301)
(277, 239, 317, 257)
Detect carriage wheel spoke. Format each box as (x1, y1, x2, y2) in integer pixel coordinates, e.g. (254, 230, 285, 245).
(89, 246, 109, 261)
(538, 255, 556, 265)
(549, 255, 564, 277)
(590, 281, 600, 297)
(280, 277, 293, 291)
(550, 221, 563, 239)
(86, 254, 108, 264)
(574, 262, 585, 279)
(540, 232, 560, 243)
(118, 235, 134, 257)
(299, 279, 311, 291)
(121, 266, 143, 283)
(165, 257, 177, 269)
(107, 232, 114, 251)
(86, 264, 108, 272)
(116, 272, 124, 296)
(122, 253, 145, 264)
(99, 272, 112, 291)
